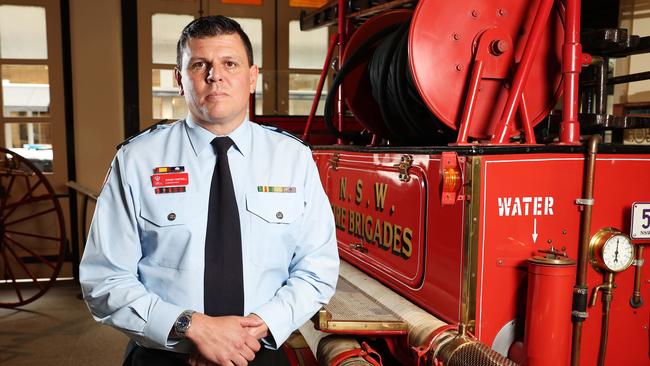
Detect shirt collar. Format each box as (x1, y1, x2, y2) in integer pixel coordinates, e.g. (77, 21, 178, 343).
(184, 115, 251, 158)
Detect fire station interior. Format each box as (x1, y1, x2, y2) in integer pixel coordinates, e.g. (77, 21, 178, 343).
(1, 0, 649, 365)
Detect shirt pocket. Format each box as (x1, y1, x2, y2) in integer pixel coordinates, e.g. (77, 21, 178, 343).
(245, 190, 304, 266)
(138, 194, 198, 269)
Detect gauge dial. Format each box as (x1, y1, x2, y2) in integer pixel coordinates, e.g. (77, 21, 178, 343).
(589, 228, 636, 273)
(601, 234, 634, 272)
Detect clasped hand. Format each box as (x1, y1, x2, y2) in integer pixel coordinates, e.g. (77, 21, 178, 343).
(187, 313, 269, 366)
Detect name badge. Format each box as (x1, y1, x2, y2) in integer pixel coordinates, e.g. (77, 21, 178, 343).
(151, 172, 189, 187)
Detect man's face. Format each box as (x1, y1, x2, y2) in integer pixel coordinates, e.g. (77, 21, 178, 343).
(175, 34, 258, 134)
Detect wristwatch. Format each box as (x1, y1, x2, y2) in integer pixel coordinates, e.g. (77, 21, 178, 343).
(173, 310, 196, 338)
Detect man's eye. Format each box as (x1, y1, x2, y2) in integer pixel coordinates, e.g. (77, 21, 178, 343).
(225, 61, 237, 69)
(191, 62, 206, 70)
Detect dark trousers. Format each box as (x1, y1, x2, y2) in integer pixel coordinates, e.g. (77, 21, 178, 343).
(124, 344, 291, 366)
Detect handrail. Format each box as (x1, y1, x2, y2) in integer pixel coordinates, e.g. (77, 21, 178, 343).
(66, 181, 98, 201)
(66, 181, 98, 250)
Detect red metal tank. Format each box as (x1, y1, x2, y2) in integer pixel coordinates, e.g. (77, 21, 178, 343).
(524, 253, 576, 366)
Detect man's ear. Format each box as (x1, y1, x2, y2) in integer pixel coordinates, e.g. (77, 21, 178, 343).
(248, 64, 259, 94)
(174, 67, 184, 96)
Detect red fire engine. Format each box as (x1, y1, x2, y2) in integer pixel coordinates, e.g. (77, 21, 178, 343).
(257, 0, 650, 365)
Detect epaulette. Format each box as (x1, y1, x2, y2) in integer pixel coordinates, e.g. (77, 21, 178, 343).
(116, 119, 177, 150)
(259, 123, 310, 148)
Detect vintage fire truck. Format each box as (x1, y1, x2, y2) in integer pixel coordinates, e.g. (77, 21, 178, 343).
(256, 0, 650, 365)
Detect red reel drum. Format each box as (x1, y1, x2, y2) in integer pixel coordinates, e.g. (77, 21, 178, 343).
(409, 0, 564, 139)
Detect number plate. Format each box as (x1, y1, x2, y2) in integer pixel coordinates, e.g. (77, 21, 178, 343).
(630, 202, 650, 239)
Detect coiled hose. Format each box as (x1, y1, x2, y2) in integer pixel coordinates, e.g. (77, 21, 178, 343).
(324, 21, 451, 145)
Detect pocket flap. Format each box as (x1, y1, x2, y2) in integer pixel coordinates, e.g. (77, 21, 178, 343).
(246, 191, 304, 224)
(139, 195, 194, 226)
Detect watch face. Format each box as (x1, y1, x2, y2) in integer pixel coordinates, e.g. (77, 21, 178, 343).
(177, 315, 191, 329)
(175, 311, 194, 336)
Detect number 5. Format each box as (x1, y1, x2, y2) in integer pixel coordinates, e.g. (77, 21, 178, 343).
(643, 208, 650, 229)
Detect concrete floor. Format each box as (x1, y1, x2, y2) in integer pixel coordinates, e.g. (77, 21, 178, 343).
(0, 280, 128, 365)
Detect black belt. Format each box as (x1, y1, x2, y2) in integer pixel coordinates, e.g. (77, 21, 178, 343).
(124, 344, 291, 366)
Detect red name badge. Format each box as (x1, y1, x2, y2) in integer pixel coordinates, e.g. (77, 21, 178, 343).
(151, 173, 189, 187)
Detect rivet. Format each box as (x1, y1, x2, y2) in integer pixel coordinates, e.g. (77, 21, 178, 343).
(276, 211, 283, 219)
(471, 10, 479, 17)
(455, 64, 463, 71)
(167, 213, 176, 221)
(453, 33, 461, 41)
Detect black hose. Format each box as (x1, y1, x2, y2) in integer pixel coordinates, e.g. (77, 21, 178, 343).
(325, 21, 451, 145)
(323, 25, 401, 143)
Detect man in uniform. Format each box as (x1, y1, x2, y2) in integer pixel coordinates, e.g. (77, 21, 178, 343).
(80, 15, 339, 366)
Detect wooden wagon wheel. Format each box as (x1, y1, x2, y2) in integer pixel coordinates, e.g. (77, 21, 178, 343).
(0, 147, 66, 308)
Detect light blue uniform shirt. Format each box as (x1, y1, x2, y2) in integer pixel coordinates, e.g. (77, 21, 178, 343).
(79, 117, 339, 352)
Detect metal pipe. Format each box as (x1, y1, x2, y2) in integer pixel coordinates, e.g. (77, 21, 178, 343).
(570, 134, 602, 366)
(456, 60, 484, 144)
(630, 245, 644, 308)
(559, 0, 582, 144)
(596, 272, 615, 366)
(336, 0, 347, 145)
(519, 94, 536, 144)
(302, 33, 339, 142)
(492, 0, 555, 143)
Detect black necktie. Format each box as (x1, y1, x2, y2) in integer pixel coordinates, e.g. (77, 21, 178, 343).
(204, 136, 244, 316)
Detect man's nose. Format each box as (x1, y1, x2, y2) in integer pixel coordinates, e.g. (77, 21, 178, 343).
(206, 66, 222, 83)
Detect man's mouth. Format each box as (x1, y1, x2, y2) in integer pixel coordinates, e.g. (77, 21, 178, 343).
(206, 92, 229, 101)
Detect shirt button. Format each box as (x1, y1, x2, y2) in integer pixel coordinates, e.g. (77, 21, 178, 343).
(276, 211, 283, 220)
(167, 213, 176, 221)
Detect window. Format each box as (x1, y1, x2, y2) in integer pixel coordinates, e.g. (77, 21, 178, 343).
(0, 4, 61, 173)
(288, 20, 328, 115)
(151, 13, 194, 120)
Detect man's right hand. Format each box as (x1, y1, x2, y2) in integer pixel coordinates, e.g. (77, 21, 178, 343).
(186, 313, 263, 366)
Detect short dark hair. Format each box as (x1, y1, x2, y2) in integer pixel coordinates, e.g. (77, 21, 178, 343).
(176, 15, 254, 69)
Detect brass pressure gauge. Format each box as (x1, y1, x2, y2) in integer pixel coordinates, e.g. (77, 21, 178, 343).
(589, 227, 636, 272)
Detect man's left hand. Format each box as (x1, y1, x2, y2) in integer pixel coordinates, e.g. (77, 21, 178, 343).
(245, 313, 269, 339)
